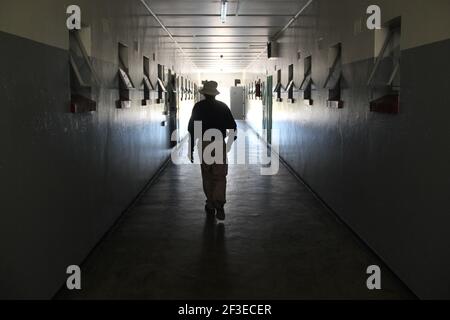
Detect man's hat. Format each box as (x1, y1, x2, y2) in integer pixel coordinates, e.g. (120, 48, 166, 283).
(199, 81, 220, 96)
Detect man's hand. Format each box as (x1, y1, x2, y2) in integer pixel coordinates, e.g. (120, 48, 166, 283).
(188, 150, 194, 163)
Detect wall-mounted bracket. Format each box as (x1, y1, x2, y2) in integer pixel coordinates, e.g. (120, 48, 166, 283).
(118, 67, 134, 109)
(327, 100, 344, 109)
(324, 44, 343, 109)
(68, 29, 100, 113)
(142, 74, 155, 106)
(117, 100, 132, 109)
(157, 78, 167, 104)
(370, 94, 399, 114)
(273, 82, 283, 102)
(300, 74, 313, 105)
(286, 80, 298, 103)
(367, 17, 402, 115)
(70, 94, 97, 113)
(300, 74, 312, 91)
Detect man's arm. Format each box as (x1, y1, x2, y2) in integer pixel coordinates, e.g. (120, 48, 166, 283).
(187, 105, 198, 162)
(225, 107, 238, 152)
(227, 106, 237, 137)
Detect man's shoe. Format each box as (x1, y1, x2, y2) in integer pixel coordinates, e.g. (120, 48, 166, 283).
(205, 205, 215, 216)
(216, 207, 226, 221)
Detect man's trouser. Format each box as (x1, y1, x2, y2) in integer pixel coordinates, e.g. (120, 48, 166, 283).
(200, 141, 228, 209)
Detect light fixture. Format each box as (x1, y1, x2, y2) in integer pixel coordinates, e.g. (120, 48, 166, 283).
(220, 0, 228, 24)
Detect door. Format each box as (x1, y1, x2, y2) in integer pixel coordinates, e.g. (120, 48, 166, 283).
(167, 71, 178, 147)
(264, 76, 273, 145)
(230, 87, 245, 120)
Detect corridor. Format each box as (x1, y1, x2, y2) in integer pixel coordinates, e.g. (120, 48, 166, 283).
(57, 123, 412, 299)
(1, 0, 450, 301)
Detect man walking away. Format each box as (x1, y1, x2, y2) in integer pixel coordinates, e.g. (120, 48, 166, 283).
(188, 81, 237, 221)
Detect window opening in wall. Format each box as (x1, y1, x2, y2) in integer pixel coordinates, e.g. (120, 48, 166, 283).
(300, 55, 313, 105)
(157, 64, 167, 104)
(69, 27, 99, 113)
(142, 55, 154, 106)
(273, 69, 282, 102)
(286, 64, 297, 103)
(118, 43, 134, 109)
(324, 43, 343, 109)
(368, 17, 401, 114)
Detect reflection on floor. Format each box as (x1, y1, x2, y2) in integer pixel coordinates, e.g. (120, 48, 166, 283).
(56, 122, 414, 299)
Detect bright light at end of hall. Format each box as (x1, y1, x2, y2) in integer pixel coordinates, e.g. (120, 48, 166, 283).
(220, 0, 228, 24)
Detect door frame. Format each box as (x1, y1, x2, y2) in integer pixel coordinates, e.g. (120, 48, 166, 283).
(264, 76, 273, 145)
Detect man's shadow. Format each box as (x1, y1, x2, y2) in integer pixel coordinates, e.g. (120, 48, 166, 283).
(193, 215, 230, 298)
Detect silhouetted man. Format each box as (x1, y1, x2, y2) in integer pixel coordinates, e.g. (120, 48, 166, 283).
(188, 81, 237, 221)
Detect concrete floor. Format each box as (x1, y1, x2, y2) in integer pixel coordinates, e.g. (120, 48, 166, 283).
(56, 122, 414, 300)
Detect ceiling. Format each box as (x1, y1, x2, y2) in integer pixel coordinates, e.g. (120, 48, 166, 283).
(141, 0, 311, 72)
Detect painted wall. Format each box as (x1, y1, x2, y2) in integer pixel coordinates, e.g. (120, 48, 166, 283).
(244, 0, 450, 299)
(246, 99, 265, 137)
(0, 0, 197, 299)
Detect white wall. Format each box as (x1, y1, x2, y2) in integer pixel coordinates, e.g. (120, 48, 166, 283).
(199, 72, 243, 107)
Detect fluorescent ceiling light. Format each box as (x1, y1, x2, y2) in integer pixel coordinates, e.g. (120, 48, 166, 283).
(220, 0, 228, 24)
